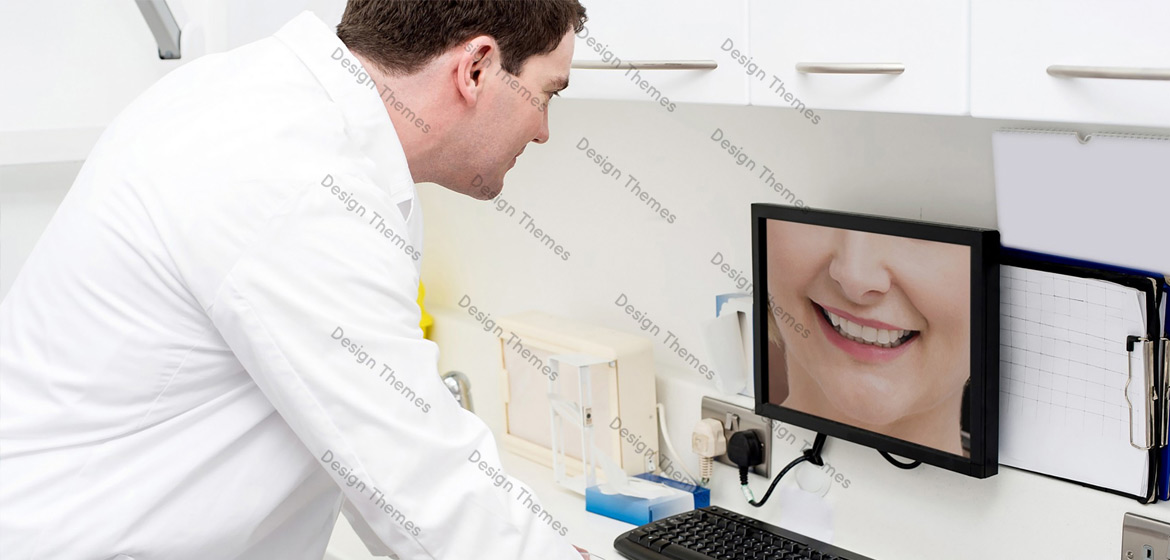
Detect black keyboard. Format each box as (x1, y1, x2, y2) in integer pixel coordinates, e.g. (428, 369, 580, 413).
(613, 506, 874, 560)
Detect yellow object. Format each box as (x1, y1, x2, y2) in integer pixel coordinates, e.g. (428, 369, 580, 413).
(417, 281, 434, 340)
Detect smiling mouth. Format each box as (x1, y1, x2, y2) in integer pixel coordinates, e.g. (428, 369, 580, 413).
(816, 303, 918, 349)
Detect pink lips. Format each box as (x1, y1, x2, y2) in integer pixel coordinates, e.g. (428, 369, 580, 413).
(814, 302, 918, 364)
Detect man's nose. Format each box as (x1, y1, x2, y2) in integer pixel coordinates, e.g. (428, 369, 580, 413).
(533, 108, 550, 144)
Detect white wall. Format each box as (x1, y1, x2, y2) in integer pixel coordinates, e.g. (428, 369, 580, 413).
(3, 75, 1168, 560)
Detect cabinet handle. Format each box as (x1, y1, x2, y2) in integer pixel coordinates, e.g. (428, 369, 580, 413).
(1046, 65, 1170, 81)
(796, 63, 905, 75)
(135, 0, 182, 59)
(571, 60, 718, 70)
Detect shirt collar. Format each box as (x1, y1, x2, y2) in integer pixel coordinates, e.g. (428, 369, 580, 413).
(273, 12, 417, 206)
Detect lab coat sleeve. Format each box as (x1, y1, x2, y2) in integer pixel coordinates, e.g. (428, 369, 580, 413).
(205, 173, 582, 560)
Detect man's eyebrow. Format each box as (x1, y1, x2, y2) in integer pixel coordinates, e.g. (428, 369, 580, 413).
(547, 76, 569, 92)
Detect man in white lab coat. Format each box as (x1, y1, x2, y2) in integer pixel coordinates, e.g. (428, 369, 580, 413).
(0, 1, 591, 558)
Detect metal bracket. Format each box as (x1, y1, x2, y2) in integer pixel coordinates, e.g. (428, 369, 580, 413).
(135, 0, 182, 59)
(724, 412, 740, 433)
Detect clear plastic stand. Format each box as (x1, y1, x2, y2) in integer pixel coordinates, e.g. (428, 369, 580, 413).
(547, 353, 609, 496)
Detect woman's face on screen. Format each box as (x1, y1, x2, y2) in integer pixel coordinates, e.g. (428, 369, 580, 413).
(767, 221, 971, 428)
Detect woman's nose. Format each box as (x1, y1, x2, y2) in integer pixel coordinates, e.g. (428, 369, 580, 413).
(829, 231, 892, 304)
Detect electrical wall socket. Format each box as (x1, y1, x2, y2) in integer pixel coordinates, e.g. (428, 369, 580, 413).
(1122, 513, 1170, 560)
(700, 397, 771, 478)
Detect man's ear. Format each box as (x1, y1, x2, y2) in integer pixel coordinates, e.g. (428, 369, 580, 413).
(457, 35, 497, 107)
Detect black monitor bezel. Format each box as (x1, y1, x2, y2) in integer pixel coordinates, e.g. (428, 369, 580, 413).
(752, 204, 1000, 478)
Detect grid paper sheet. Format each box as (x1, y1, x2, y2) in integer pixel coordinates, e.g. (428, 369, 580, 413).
(998, 265, 1150, 497)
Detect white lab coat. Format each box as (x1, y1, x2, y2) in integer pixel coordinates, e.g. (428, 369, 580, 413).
(0, 12, 580, 560)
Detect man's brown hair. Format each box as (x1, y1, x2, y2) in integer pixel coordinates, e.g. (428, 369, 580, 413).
(337, 0, 587, 76)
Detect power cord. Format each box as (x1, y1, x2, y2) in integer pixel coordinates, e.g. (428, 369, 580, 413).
(879, 450, 922, 469)
(729, 432, 827, 508)
(654, 403, 702, 486)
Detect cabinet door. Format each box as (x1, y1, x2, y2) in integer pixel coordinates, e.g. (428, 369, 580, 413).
(971, 0, 1170, 127)
(747, 0, 969, 117)
(563, 0, 749, 107)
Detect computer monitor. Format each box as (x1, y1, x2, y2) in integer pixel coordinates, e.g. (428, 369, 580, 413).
(752, 204, 1000, 478)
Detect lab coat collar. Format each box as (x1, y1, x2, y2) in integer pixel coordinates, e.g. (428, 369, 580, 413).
(274, 12, 418, 213)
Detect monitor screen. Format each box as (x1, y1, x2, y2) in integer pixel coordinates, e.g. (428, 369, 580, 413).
(752, 205, 1000, 478)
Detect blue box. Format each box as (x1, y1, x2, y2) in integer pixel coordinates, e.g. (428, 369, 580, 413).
(585, 475, 709, 525)
(585, 484, 691, 526)
(634, 473, 710, 508)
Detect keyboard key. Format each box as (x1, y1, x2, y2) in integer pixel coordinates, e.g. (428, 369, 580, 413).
(648, 538, 670, 553)
(658, 543, 715, 560)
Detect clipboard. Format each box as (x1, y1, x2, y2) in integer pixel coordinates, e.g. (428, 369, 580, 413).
(997, 249, 1167, 503)
(992, 128, 1170, 503)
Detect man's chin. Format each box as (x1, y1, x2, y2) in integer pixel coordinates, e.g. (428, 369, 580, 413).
(448, 173, 503, 200)
(470, 181, 502, 200)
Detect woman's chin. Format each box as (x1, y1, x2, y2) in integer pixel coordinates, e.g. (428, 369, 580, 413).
(818, 382, 910, 429)
(832, 405, 906, 431)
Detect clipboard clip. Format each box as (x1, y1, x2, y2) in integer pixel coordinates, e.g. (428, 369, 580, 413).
(1124, 335, 1161, 450)
(1161, 337, 1169, 449)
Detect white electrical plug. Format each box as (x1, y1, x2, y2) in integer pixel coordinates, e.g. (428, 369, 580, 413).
(692, 418, 727, 484)
(691, 418, 727, 456)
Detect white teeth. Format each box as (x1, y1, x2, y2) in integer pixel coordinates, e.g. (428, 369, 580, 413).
(822, 308, 913, 348)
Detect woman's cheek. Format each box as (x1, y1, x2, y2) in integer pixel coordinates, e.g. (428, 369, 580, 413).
(896, 261, 970, 390)
(929, 295, 971, 394)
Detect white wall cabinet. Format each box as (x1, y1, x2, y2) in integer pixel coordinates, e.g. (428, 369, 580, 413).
(563, 0, 749, 107)
(5, 0, 1168, 169)
(207, 0, 346, 52)
(971, 0, 1170, 128)
(746, 0, 969, 117)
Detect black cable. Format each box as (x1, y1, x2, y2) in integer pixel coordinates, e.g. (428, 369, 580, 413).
(879, 450, 922, 469)
(739, 433, 828, 508)
(743, 454, 808, 507)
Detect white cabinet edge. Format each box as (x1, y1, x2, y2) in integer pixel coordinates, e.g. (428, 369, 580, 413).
(0, 128, 104, 167)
